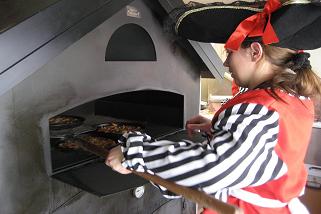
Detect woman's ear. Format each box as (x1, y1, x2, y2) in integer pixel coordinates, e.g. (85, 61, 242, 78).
(249, 42, 263, 62)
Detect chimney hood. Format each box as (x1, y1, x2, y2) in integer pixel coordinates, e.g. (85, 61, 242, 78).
(0, 0, 224, 97)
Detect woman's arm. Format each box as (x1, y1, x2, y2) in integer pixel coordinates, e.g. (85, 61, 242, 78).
(107, 103, 288, 198)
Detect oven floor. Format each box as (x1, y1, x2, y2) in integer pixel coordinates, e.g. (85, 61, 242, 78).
(52, 129, 206, 197)
(53, 160, 147, 197)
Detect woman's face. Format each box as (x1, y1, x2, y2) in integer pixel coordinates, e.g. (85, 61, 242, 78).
(223, 47, 255, 88)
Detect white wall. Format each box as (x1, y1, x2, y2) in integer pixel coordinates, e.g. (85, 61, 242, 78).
(307, 48, 321, 78)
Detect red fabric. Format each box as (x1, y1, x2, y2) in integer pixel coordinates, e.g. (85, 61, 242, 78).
(227, 196, 291, 214)
(203, 196, 291, 214)
(231, 80, 239, 96)
(208, 89, 314, 214)
(225, 0, 282, 51)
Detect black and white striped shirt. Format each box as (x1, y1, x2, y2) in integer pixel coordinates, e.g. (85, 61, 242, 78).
(120, 102, 288, 199)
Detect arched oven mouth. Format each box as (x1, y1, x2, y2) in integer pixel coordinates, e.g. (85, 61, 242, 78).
(48, 89, 204, 197)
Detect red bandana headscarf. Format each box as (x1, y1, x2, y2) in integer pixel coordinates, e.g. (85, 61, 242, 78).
(225, 0, 282, 51)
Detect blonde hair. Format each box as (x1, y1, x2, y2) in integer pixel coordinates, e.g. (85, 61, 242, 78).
(242, 40, 321, 99)
(263, 45, 321, 99)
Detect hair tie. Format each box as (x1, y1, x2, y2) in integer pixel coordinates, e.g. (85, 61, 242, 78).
(290, 52, 311, 72)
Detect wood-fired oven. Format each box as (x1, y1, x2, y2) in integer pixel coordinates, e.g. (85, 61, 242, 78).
(0, 0, 221, 213)
(49, 90, 191, 196)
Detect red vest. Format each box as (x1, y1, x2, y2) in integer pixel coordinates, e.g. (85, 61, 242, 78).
(208, 89, 314, 214)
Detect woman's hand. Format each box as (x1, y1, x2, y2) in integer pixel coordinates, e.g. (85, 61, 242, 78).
(105, 146, 132, 174)
(185, 115, 212, 138)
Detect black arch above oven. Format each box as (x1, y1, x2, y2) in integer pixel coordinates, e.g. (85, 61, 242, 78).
(105, 23, 157, 61)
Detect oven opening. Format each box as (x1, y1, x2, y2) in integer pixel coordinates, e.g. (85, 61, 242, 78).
(48, 89, 184, 196)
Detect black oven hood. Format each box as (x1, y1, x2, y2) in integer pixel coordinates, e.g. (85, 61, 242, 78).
(0, 0, 134, 95)
(0, 0, 219, 97)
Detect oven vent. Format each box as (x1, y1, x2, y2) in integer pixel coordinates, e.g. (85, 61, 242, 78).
(105, 23, 156, 61)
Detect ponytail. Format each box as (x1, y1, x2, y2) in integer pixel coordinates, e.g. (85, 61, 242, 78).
(292, 61, 321, 99)
(262, 46, 321, 99)
(240, 40, 321, 100)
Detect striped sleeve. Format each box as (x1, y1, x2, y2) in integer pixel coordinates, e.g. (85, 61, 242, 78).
(120, 103, 288, 198)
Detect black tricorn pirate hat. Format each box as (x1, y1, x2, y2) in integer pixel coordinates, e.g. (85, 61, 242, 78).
(173, 0, 321, 50)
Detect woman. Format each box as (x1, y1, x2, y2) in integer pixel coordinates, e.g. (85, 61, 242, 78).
(106, 1, 321, 213)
